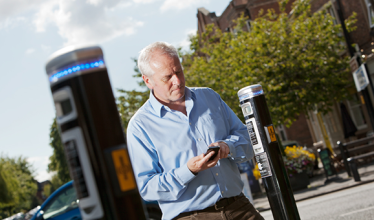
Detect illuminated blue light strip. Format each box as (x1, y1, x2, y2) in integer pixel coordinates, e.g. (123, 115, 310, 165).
(49, 60, 105, 83)
(239, 89, 264, 101)
(252, 90, 264, 96)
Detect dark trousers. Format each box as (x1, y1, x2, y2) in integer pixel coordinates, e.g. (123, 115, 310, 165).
(173, 194, 264, 220)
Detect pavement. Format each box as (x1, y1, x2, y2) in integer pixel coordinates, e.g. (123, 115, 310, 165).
(253, 161, 374, 212)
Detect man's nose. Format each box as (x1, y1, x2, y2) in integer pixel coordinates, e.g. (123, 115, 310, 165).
(172, 74, 181, 85)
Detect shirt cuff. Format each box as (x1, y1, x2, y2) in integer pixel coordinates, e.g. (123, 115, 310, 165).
(175, 164, 197, 185)
(220, 140, 236, 159)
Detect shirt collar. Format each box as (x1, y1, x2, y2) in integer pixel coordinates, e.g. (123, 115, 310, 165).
(149, 86, 195, 117)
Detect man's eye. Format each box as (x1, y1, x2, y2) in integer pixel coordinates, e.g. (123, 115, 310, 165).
(162, 76, 172, 82)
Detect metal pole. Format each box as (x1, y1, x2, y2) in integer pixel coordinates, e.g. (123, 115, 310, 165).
(238, 84, 300, 220)
(335, 0, 374, 129)
(45, 45, 147, 220)
(347, 158, 361, 181)
(337, 141, 352, 177)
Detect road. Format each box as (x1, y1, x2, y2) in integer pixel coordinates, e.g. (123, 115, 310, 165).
(260, 182, 374, 220)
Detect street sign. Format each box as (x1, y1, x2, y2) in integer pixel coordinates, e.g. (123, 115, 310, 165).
(352, 64, 369, 92)
(318, 149, 336, 177)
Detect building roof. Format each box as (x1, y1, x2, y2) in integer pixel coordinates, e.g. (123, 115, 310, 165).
(198, 7, 210, 16)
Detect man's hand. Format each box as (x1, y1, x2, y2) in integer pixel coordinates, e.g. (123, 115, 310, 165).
(187, 151, 219, 174)
(209, 141, 230, 159)
(187, 141, 230, 174)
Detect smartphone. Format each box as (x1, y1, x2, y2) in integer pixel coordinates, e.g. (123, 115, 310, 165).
(205, 146, 220, 161)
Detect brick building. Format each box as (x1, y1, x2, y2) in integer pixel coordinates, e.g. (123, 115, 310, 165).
(196, 0, 374, 151)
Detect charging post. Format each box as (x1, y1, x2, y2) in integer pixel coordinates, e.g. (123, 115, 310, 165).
(45, 45, 147, 220)
(238, 84, 300, 220)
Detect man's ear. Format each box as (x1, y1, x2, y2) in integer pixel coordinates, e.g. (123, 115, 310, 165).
(142, 75, 153, 90)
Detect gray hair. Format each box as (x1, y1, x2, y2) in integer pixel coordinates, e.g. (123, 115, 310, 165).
(138, 42, 179, 77)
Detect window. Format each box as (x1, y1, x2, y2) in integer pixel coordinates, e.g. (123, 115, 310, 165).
(277, 125, 288, 141)
(244, 9, 252, 32)
(246, 19, 252, 31)
(327, 5, 338, 25)
(366, 0, 374, 28)
(347, 94, 367, 130)
(323, 4, 345, 54)
(42, 185, 79, 219)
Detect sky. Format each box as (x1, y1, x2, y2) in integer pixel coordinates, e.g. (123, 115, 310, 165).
(0, 0, 230, 182)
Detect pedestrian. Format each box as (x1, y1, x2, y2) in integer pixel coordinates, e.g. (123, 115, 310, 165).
(127, 41, 264, 220)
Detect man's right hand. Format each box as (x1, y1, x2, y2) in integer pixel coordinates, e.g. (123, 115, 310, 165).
(187, 151, 220, 174)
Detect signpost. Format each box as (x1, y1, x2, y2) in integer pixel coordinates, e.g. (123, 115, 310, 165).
(318, 148, 337, 183)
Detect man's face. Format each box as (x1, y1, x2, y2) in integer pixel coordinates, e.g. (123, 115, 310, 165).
(143, 53, 186, 105)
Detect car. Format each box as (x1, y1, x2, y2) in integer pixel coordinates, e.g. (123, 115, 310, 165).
(31, 181, 162, 220)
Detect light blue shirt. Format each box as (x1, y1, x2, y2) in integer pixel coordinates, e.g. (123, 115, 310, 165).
(126, 87, 254, 220)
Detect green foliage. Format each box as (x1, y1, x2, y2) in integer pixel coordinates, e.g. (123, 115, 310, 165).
(117, 89, 149, 130)
(117, 58, 149, 130)
(50, 174, 65, 192)
(182, 0, 356, 126)
(0, 163, 15, 204)
(0, 156, 37, 218)
(48, 119, 71, 184)
(43, 183, 52, 198)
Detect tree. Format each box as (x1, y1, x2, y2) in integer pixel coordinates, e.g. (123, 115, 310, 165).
(50, 174, 65, 193)
(182, 0, 357, 126)
(48, 119, 70, 187)
(117, 58, 149, 130)
(0, 163, 15, 204)
(0, 156, 37, 218)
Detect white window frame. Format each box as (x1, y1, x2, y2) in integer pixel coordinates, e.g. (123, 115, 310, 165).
(346, 95, 368, 130)
(277, 125, 288, 141)
(246, 19, 252, 31)
(366, 0, 374, 28)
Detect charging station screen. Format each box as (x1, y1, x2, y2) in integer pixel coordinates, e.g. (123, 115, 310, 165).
(60, 99, 73, 116)
(65, 140, 89, 199)
(56, 98, 73, 118)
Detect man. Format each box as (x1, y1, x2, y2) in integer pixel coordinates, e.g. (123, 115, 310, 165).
(127, 42, 264, 220)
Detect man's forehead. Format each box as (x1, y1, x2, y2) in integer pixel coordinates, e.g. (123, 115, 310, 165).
(151, 51, 177, 62)
(150, 53, 180, 70)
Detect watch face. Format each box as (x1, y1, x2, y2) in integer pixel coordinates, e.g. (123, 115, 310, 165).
(241, 103, 253, 116)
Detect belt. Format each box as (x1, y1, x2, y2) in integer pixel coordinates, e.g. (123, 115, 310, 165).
(214, 193, 243, 210)
(173, 193, 244, 219)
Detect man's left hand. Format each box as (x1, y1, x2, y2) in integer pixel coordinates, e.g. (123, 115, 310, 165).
(209, 142, 230, 159)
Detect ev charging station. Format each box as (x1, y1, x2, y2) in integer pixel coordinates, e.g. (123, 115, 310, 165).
(45, 45, 147, 220)
(238, 84, 300, 220)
